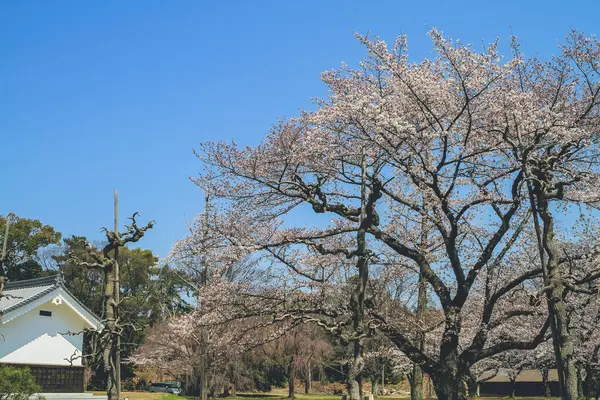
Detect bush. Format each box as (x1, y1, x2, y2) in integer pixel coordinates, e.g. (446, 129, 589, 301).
(123, 379, 135, 391)
(0, 366, 43, 400)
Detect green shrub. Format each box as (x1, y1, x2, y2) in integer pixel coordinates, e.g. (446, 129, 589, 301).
(123, 379, 135, 391)
(0, 365, 43, 400)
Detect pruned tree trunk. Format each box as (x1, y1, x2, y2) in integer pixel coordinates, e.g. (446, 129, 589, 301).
(69, 211, 153, 400)
(104, 264, 118, 400)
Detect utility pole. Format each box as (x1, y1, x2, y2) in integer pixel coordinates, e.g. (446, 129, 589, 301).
(114, 190, 121, 399)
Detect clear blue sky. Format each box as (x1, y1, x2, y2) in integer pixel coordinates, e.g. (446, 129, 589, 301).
(1, 0, 598, 258)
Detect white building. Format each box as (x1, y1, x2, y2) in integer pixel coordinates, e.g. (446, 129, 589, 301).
(0, 275, 101, 392)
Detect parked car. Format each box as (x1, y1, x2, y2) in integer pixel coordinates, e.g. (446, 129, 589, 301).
(149, 382, 183, 395)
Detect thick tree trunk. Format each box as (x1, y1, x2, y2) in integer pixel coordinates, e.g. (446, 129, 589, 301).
(372, 378, 379, 397)
(431, 372, 464, 400)
(411, 364, 423, 400)
(347, 345, 364, 400)
(536, 195, 578, 400)
(433, 308, 465, 400)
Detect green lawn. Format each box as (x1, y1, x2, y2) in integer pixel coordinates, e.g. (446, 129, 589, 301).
(176, 395, 560, 400)
(97, 391, 564, 400)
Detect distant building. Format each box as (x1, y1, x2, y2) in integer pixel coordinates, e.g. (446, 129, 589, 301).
(480, 369, 560, 397)
(0, 275, 101, 392)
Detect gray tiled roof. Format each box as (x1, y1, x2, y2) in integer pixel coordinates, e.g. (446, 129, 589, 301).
(1, 275, 60, 314)
(0, 275, 101, 328)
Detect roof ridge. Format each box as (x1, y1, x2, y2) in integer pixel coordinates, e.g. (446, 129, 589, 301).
(4, 274, 61, 290)
(1, 284, 58, 315)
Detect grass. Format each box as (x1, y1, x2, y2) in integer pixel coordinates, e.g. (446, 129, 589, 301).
(90, 393, 406, 400)
(91, 391, 564, 400)
(92, 391, 178, 400)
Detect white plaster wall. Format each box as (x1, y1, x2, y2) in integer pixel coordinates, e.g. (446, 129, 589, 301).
(0, 299, 85, 365)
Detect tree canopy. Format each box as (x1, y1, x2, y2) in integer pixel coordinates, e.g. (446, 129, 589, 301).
(0, 214, 61, 281)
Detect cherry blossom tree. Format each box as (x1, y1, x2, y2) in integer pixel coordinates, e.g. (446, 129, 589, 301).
(565, 228, 600, 400)
(493, 31, 600, 400)
(259, 323, 332, 398)
(186, 29, 600, 400)
(130, 305, 292, 396)
(468, 357, 501, 398)
(572, 295, 600, 400)
(497, 350, 538, 398)
(362, 337, 412, 396)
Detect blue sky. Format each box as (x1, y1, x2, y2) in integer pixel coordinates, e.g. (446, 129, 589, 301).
(1, 0, 598, 258)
